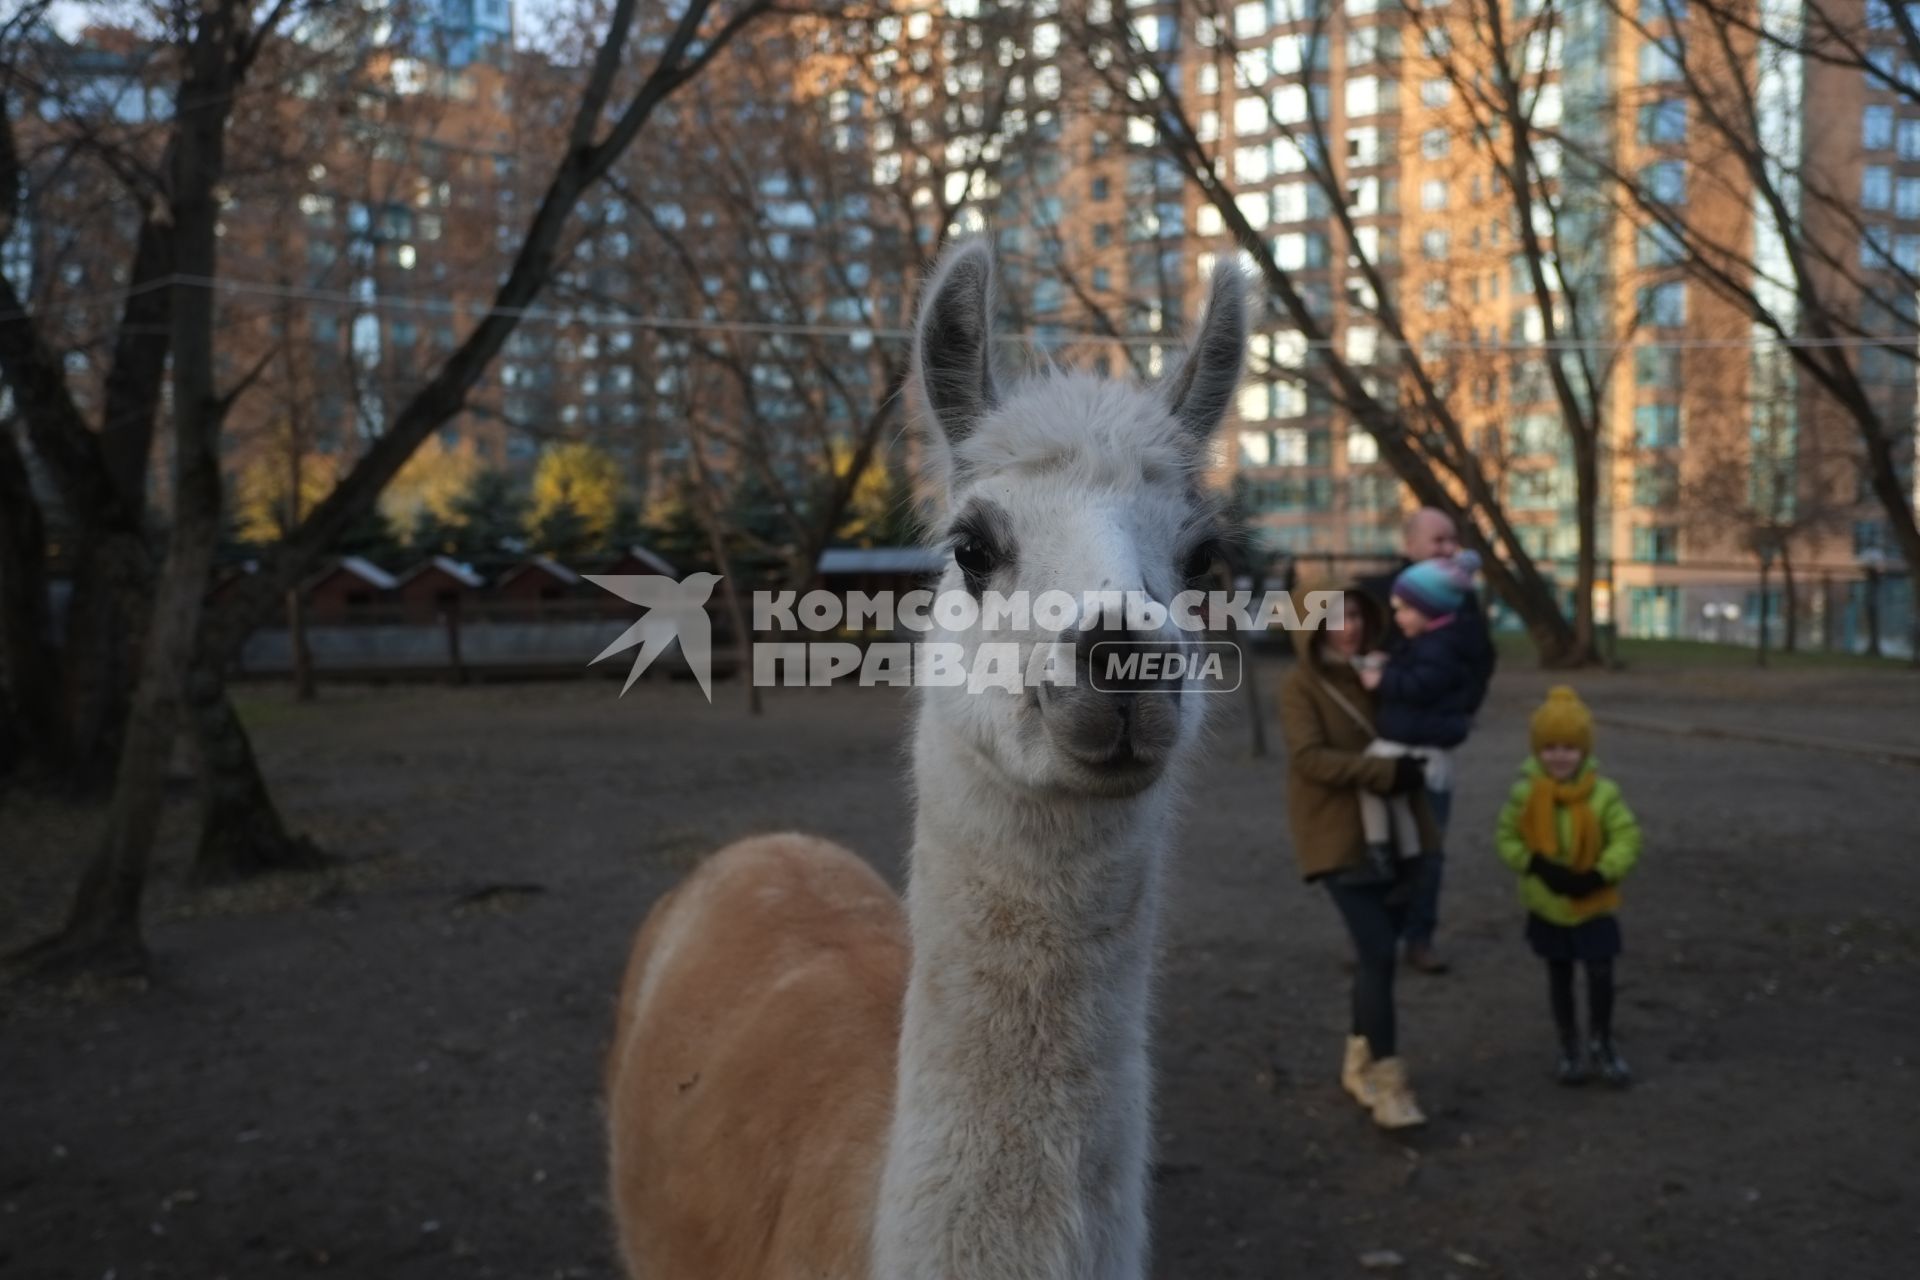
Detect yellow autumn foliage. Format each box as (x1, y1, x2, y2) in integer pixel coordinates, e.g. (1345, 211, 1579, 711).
(234, 451, 340, 544)
(381, 433, 485, 533)
(831, 442, 900, 545)
(530, 441, 623, 542)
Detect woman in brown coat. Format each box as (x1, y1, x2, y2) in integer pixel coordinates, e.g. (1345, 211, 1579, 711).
(1279, 586, 1439, 1130)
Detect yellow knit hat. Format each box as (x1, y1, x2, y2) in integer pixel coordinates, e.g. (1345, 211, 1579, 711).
(1530, 685, 1594, 754)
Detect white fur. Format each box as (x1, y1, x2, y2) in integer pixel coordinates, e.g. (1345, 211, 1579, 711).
(872, 257, 1243, 1276)
(605, 242, 1246, 1280)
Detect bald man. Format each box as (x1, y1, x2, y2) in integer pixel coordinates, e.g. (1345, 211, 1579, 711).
(1357, 508, 1497, 974)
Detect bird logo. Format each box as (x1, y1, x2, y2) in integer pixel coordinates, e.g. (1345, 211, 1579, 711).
(584, 573, 723, 701)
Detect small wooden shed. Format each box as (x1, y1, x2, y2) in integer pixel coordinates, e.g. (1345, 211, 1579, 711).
(492, 556, 583, 608)
(393, 556, 486, 622)
(301, 556, 399, 623)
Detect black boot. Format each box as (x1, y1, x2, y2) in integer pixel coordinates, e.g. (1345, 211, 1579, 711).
(1589, 1037, 1632, 1088)
(1555, 1036, 1590, 1086)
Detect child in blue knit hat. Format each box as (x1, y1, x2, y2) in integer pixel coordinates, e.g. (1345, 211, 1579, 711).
(1355, 551, 1486, 883)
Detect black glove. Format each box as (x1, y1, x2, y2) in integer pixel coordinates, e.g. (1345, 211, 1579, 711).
(1564, 868, 1610, 898)
(1527, 854, 1583, 897)
(1388, 755, 1427, 795)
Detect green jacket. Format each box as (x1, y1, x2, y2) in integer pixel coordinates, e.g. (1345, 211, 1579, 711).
(1494, 756, 1643, 925)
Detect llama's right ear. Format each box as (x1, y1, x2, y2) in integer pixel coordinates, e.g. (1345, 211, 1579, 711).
(913, 238, 999, 451)
(1162, 262, 1249, 445)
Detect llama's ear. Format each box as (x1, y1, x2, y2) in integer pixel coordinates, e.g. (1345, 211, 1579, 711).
(913, 238, 999, 450)
(1162, 263, 1248, 443)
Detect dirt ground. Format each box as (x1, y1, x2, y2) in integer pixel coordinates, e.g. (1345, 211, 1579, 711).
(3, 657, 1918, 1279)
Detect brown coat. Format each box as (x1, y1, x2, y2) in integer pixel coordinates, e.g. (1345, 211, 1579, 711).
(1277, 588, 1441, 882)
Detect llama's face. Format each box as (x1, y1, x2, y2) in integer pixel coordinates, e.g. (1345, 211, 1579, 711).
(911, 241, 1247, 797)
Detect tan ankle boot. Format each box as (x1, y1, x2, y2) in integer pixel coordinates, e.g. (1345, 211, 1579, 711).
(1341, 1035, 1375, 1107)
(1361, 1056, 1427, 1130)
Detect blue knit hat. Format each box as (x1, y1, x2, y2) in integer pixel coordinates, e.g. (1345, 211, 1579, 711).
(1393, 550, 1482, 618)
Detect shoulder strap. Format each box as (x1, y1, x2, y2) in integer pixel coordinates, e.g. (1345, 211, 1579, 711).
(1315, 674, 1376, 737)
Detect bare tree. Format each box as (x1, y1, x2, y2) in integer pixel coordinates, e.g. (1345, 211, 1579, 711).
(8, 0, 781, 980)
(1572, 0, 1920, 624)
(1662, 343, 1857, 661)
(7, 0, 309, 978)
(1, 7, 179, 789)
(1064, 0, 1589, 662)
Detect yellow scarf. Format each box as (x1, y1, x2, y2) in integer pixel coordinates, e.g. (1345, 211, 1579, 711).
(1520, 770, 1618, 917)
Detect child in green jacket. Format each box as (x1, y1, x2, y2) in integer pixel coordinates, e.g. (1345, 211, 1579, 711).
(1496, 686, 1644, 1086)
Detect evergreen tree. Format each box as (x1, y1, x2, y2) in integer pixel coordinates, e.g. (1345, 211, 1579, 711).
(532, 495, 593, 560)
(452, 470, 530, 561)
(331, 505, 405, 567)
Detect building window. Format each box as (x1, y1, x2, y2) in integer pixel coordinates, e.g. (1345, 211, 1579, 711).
(1901, 119, 1920, 161)
(1421, 228, 1450, 259)
(1348, 126, 1383, 166)
(1633, 526, 1680, 563)
(1093, 222, 1112, 247)
(1634, 403, 1683, 446)
(1272, 426, 1310, 466)
(1862, 225, 1892, 269)
(1091, 176, 1110, 200)
(1235, 95, 1268, 136)
(1639, 281, 1688, 326)
(1864, 165, 1894, 210)
(1273, 231, 1330, 269)
(1898, 177, 1920, 219)
(1627, 586, 1680, 639)
(1635, 347, 1680, 387)
(1092, 267, 1111, 291)
(1633, 461, 1680, 507)
(1638, 99, 1687, 144)
(1640, 0, 1688, 17)
(1636, 223, 1685, 267)
(1347, 76, 1391, 117)
(1864, 105, 1894, 150)
(1421, 179, 1448, 210)
(1262, 84, 1301, 126)
(1421, 128, 1449, 160)
(1640, 160, 1687, 204)
(1638, 38, 1683, 84)
(1420, 78, 1451, 107)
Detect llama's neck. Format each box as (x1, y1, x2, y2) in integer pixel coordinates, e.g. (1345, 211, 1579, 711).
(871, 716, 1176, 1280)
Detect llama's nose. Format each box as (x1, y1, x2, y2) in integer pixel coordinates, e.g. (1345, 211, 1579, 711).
(1074, 611, 1178, 695)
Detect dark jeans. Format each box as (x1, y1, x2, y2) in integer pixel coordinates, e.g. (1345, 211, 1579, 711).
(1326, 876, 1410, 1059)
(1405, 786, 1452, 947)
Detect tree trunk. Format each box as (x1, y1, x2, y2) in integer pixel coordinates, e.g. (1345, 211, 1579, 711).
(1821, 573, 1835, 651)
(1781, 550, 1799, 654)
(0, 426, 65, 779)
(1866, 570, 1883, 658)
(15, 5, 241, 979)
(1569, 431, 1600, 666)
(1756, 558, 1771, 668)
(696, 474, 761, 715)
(1236, 629, 1267, 759)
(443, 598, 467, 686)
(288, 588, 316, 701)
(187, 657, 326, 882)
(56, 530, 149, 791)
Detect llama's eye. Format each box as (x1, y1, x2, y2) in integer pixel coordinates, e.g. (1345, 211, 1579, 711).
(1182, 542, 1219, 586)
(954, 536, 998, 584)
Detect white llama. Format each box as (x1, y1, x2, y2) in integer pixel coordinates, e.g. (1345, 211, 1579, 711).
(605, 239, 1248, 1280)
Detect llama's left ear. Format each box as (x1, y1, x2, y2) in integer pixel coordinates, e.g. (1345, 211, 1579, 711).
(913, 237, 999, 451)
(1162, 262, 1248, 444)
